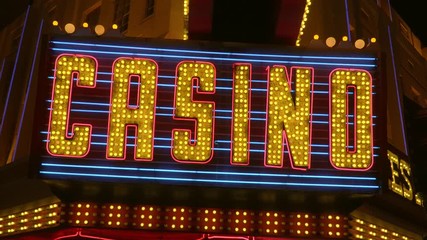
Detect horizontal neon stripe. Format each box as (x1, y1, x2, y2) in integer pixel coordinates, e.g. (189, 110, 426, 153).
(40, 162, 377, 181)
(51, 40, 377, 61)
(40, 170, 379, 189)
(40, 139, 379, 156)
(52, 47, 377, 68)
(44, 101, 378, 119)
(43, 108, 377, 126)
(40, 131, 381, 150)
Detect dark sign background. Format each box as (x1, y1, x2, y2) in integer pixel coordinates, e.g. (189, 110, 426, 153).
(31, 36, 385, 207)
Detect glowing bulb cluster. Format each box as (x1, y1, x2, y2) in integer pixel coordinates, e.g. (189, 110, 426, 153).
(197, 208, 223, 232)
(0, 203, 60, 237)
(227, 210, 254, 234)
(319, 214, 347, 238)
(165, 207, 192, 230)
(330, 70, 373, 169)
(183, 0, 189, 40)
(266, 67, 312, 169)
(107, 58, 157, 160)
(231, 64, 251, 164)
(48, 55, 96, 157)
(296, 0, 312, 46)
(172, 62, 215, 162)
(68, 203, 97, 226)
(100, 204, 129, 228)
(351, 217, 412, 240)
(134, 205, 160, 229)
(258, 211, 285, 235)
(289, 213, 316, 237)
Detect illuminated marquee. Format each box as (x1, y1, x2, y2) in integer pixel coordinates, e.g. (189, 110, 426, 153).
(46, 56, 373, 169)
(37, 38, 382, 191)
(387, 147, 424, 207)
(47, 55, 96, 157)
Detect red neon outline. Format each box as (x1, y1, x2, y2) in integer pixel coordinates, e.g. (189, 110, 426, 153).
(106, 57, 158, 161)
(196, 234, 253, 240)
(127, 74, 141, 109)
(46, 54, 97, 158)
(230, 63, 252, 166)
(171, 61, 216, 164)
(346, 85, 357, 154)
(54, 229, 113, 240)
(328, 68, 374, 171)
(264, 66, 313, 171)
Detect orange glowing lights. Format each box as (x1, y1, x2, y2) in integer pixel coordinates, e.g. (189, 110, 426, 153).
(351, 217, 412, 240)
(68, 203, 97, 227)
(227, 210, 254, 234)
(134, 205, 161, 229)
(165, 207, 192, 231)
(100, 204, 129, 228)
(258, 211, 286, 235)
(0, 203, 60, 237)
(197, 208, 223, 233)
(289, 213, 317, 237)
(319, 214, 348, 238)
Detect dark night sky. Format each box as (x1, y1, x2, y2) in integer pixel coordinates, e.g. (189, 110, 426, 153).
(0, 1, 29, 30)
(0, 1, 426, 46)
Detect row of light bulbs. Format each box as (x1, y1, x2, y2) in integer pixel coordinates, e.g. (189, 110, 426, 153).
(52, 20, 118, 36)
(52, 20, 378, 51)
(52, 19, 377, 50)
(312, 35, 377, 49)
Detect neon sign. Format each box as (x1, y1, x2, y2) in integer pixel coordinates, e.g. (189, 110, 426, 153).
(37, 38, 382, 191)
(387, 148, 424, 207)
(46, 54, 373, 170)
